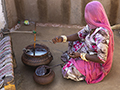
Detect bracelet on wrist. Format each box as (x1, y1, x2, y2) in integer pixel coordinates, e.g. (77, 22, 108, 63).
(80, 53, 89, 62)
(61, 35, 67, 42)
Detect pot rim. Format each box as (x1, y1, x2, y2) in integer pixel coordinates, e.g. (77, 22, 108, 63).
(24, 44, 50, 57)
(35, 65, 52, 77)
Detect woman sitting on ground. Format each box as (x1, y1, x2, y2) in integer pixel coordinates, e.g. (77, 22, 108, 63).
(52, 1, 114, 84)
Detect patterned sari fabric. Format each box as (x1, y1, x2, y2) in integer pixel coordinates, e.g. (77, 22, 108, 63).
(62, 1, 114, 84)
(62, 25, 111, 82)
(62, 60, 85, 81)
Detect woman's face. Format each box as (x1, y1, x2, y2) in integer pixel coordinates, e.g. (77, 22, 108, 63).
(88, 23, 97, 29)
(85, 16, 97, 29)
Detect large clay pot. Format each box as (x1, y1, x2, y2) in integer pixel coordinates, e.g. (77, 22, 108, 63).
(21, 44, 53, 67)
(33, 65, 55, 85)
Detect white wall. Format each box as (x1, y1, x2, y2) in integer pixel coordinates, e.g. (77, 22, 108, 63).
(0, 0, 6, 30)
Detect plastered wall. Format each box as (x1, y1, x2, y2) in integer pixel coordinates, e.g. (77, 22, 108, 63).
(5, 0, 18, 28)
(0, 0, 6, 30)
(4, 0, 120, 28)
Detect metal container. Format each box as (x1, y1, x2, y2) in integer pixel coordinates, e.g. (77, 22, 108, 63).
(33, 65, 55, 85)
(21, 44, 53, 67)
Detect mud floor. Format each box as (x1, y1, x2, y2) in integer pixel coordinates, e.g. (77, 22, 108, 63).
(11, 24, 120, 90)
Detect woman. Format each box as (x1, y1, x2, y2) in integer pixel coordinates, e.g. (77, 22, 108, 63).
(52, 1, 114, 84)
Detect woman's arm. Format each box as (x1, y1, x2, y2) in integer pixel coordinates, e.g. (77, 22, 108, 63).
(69, 52, 104, 64)
(67, 33, 80, 41)
(86, 54, 104, 63)
(52, 25, 89, 43)
(52, 33, 80, 44)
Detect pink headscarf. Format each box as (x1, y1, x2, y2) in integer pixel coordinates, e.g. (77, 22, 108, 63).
(71, 1, 114, 84)
(85, 1, 114, 83)
(85, 1, 110, 29)
(85, 1, 114, 52)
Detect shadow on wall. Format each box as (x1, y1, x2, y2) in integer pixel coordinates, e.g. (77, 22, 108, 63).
(3, 0, 120, 28)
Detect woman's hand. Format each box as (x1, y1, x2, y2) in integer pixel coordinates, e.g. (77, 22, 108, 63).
(52, 36, 63, 44)
(52, 33, 79, 44)
(69, 52, 80, 58)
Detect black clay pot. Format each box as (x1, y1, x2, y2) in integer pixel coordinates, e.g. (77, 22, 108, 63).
(33, 65, 55, 85)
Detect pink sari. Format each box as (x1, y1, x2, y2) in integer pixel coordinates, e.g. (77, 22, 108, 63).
(71, 1, 114, 84)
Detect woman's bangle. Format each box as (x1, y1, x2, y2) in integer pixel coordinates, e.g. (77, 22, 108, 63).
(80, 53, 89, 62)
(61, 35, 67, 42)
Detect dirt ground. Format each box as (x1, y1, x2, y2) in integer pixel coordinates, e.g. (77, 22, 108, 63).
(11, 24, 120, 90)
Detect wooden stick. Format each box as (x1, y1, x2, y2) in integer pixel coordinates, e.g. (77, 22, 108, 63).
(3, 31, 33, 34)
(33, 23, 37, 56)
(34, 23, 36, 49)
(111, 24, 120, 30)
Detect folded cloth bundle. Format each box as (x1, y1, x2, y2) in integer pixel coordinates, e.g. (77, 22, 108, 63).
(0, 36, 14, 89)
(0, 54, 12, 64)
(0, 79, 4, 89)
(0, 36, 11, 46)
(0, 42, 11, 51)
